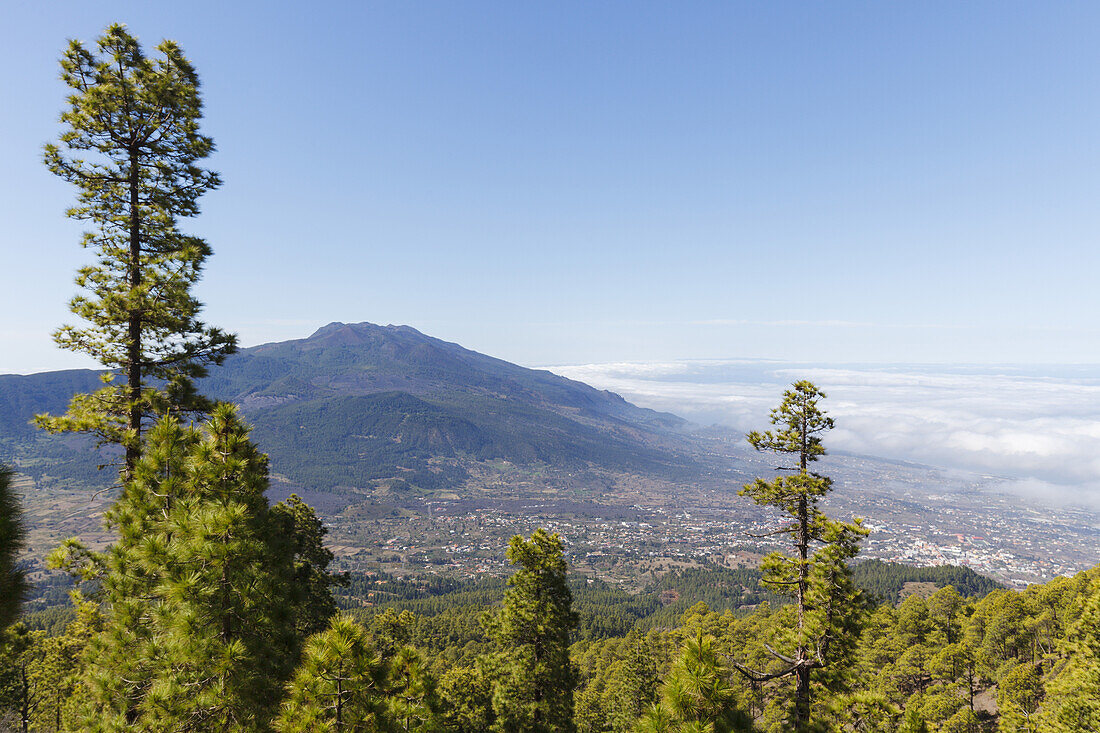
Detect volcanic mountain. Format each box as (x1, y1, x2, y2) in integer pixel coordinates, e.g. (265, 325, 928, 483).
(0, 322, 691, 494)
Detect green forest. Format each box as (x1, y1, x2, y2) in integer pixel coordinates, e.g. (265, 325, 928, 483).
(6, 461, 1100, 732)
(5, 22, 1100, 733)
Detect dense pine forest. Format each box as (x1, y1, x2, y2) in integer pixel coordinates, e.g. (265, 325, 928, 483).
(5, 22, 1100, 733)
(6, 495, 1100, 731)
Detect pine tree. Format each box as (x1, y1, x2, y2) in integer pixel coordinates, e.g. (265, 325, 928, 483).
(0, 626, 25, 730)
(831, 690, 901, 732)
(18, 599, 102, 732)
(898, 708, 929, 733)
(69, 407, 312, 730)
(37, 24, 236, 476)
(0, 625, 43, 733)
(1037, 576, 1100, 731)
(277, 613, 439, 733)
(384, 645, 438, 732)
(996, 663, 1042, 733)
(438, 664, 495, 733)
(0, 611, 101, 733)
(611, 631, 659, 731)
(938, 707, 979, 733)
(370, 607, 418, 659)
(63, 415, 199, 727)
(275, 615, 391, 733)
(485, 529, 579, 733)
(730, 381, 868, 732)
(0, 466, 28, 629)
(638, 632, 749, 733)
(272, 494, 345, 637)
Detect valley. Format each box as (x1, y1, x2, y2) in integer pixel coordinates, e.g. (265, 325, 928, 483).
(6, 322, 1098, 590)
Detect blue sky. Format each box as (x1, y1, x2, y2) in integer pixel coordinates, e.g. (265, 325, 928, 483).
(4, 2, 1100, 373)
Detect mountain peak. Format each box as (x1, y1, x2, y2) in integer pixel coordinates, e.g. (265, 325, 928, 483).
(308, 321, 425, 340)
(260, 321, 684, 432)
(309, 321, 349, 337)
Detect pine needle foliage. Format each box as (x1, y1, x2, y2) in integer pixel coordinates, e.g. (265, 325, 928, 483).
(0, 466, 28, 629)
(272, 494, 345, 638)
(37, 24, 236, 475)
(275, 615, 391, 733)
(638, 632, 751, 733)
(384, 645, 439, 732)
(1038, 576, 1100, 730)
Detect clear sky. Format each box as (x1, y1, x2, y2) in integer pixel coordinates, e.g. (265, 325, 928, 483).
(4, 2, 1100, 373)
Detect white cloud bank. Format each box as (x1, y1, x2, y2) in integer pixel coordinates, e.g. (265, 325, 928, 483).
(548, 361, 1100, 507)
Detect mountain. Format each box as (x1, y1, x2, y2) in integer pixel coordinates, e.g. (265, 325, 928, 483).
(204, 322, 682, 429)
(0, 322, 691, 495)
(0, 369, 110, 487)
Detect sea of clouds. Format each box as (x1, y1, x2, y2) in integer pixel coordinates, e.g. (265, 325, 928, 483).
(548, 360, 1100, 507)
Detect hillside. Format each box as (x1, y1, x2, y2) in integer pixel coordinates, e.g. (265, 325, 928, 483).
(0, 370, 107, 486)
(0, 322, 691, 497)
(204, 322, 684, 432)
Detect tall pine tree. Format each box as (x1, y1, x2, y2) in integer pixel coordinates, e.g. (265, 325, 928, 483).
(69, 407, 328, 731)
(731, 381, 868, 732)
(37, 24, 235, 476)
(485, 529, 579, 733)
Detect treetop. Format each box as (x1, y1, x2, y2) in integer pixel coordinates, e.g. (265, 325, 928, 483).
(746, 380, 834, 465)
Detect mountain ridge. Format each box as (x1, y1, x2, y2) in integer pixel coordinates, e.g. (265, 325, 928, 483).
(214, 321, 685, 430)
(0, 321, 693, 495)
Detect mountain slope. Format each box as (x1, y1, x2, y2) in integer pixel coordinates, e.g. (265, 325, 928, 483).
(202, 322, 683, 430)
(0, 322, 690, 493)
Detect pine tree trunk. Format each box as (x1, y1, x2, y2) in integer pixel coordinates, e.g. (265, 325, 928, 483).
(336, 675, 343, 730)
(795, 410, 810, 731)
(533, 631, 544, 728)
(795, 493, 810, 731)
(126, 146, 142, 477)
(795, 665, 811, 732)
(20, 663, 29, 733)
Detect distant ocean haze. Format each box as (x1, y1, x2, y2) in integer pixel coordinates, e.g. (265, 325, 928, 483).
(547, 360, 1100, 507)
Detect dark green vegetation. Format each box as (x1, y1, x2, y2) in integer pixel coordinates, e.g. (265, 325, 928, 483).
(850, 559, 1004, 604)
(5, 545, 1091, 732)
(193, 319, 688, 495)
(0, 466, 28, 629)
(331, 562, 1100, 733)
(248, 387, 678, 491)
(337, 562, 998, 646)
(0, 371, 114, 489)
